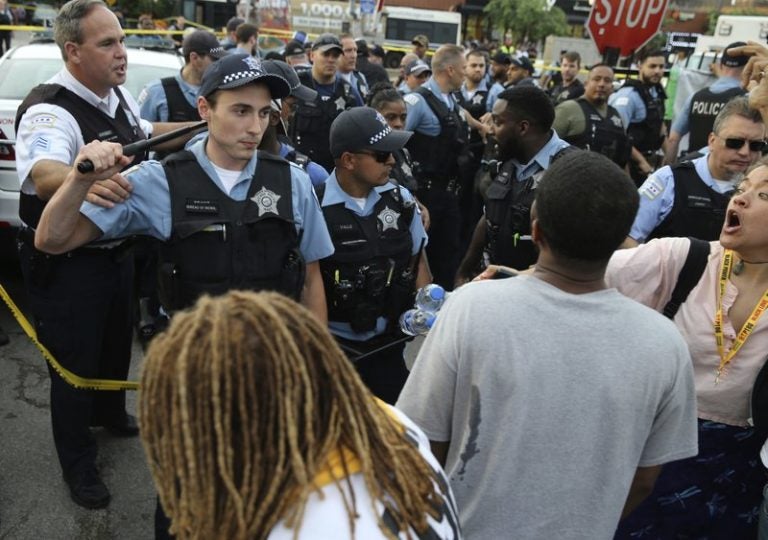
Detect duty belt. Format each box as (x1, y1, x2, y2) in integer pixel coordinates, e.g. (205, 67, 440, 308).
(18, 226, 133, 260)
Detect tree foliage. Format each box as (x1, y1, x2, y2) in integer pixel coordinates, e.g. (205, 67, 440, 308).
(484, 0, 570, 44)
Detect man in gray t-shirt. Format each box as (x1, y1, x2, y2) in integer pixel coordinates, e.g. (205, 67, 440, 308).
(396, 151, 698, 539)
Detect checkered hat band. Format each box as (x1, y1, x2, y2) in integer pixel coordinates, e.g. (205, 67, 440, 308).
(222, 70, 263, 85)
(369, 125, 391, 145)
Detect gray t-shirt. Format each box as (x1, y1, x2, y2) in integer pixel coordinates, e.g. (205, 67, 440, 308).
(396, 276, 698, 539)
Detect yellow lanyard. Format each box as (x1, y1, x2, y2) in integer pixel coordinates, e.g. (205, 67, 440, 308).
(713, 249, 768, 383)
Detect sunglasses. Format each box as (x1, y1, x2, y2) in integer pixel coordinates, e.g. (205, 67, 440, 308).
(352, 150, 392, 163)
(721, 137, 767, 152)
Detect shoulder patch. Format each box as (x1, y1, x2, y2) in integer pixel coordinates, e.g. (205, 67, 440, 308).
(613, 96, 630, 107)
(638, 175, 664, 201)
(137, 88, 149, 105)
(29, 113, 57, 129)
(404, 93, 421, 106)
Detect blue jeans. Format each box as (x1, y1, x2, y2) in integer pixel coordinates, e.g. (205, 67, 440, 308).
(760, 483, 768, 540)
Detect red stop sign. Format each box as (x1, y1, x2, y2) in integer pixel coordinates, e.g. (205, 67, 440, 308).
(587, 0, 669, 57)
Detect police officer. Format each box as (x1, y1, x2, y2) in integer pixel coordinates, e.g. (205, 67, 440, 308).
(547, 51, 584, 106)
(292, 33, 359, 172)
(14, 0, 197, 509)
(456, 86, 571, 285)
(260, 59, 329, 186)
(665, 42, 748, 164)
(138, 30, 227, 124)
(553, 64, 631, 167)
(403, 44, 469, 290)
(34, 53, 333, 320)
(338, 33, 369, 103)
(628, 97, 764, 244)
(609, 48, 667, 185)
(397, 59, 431, 95)
(318, 106, 430, 404)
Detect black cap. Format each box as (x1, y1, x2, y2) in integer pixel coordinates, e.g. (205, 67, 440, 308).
(312, 33, 343, 54)
(262, 59, 317, 102)
(330, 107, 412, 158)
(182, 30, 228, 59)
(199, 54, 291, 99)
(405, 59, 431, 76)
(370, 44, 385, 59)
(284, 40, 306, 58)
(510, 56, 534, 74)
(356, 38, 369, 56)
(491, 52, 511, 65)
(721, 42, 748, 68)
(226, 16, 244, 33)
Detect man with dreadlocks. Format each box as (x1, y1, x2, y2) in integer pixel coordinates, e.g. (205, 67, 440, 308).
(138, 290, 461, 539)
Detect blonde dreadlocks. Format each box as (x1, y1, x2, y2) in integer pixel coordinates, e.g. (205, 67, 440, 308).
(139, 290, 446, 539)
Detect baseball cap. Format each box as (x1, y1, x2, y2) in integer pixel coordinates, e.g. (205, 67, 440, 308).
(370, 44, 386, 59)
(405, 59, 431, 77)
(262, 59, 318, 102)
(510, 56, 534, 74)
(284, 40, 306, 58)
(491, 52, 511, 65)
(199, 54, 291, 100)
(312, 33, 343, 54)
(226, 16, 244, 33)
(356, 38, 369, 56)
(412, 34, 429, 48)
(182, 30, 228, 59)
(330, 107, 413, 158)
(721, 41, 748, 68)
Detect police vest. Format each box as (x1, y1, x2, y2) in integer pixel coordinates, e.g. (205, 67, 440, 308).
(15, 84, 148, 229)
(549, 79, 584, 106)
(291, 71, 357, 171)
(406, 87, 468, 188)
(454, 87, 489, 147)
(484, 146, 577, 269)
(160, 76, 201, 122)
(687, 86, 746, 151)
(157, 150, 304, 311)
(622, 79, 666, 153)
(648, 161, 732, 241)
(317, 183, 416, 334)
(391, 148, 419, 194)
(564, 99, 631, 167)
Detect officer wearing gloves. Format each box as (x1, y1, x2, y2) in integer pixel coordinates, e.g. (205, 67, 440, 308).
(318, 106, 431, 404)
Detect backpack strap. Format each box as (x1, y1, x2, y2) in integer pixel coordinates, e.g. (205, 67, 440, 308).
(662, 237, 711, 319)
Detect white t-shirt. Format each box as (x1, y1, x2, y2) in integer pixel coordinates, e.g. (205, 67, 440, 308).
(268, 405, 462, 539)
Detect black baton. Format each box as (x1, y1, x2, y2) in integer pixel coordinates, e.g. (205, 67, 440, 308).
(76, 120, 208, 173)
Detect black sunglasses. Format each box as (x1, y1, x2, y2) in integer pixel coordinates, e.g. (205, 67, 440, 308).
(722, 137, 767, 152)
(352, 150, 393, 163)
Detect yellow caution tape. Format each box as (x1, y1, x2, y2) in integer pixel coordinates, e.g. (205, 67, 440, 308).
(0, 282, 139, 391)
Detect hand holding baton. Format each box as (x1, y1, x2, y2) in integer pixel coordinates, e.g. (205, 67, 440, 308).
(76, 121, 208, 173)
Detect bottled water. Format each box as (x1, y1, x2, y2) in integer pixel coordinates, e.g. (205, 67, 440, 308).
(399, 308, 436, 336)
(414, 284, 448, 312)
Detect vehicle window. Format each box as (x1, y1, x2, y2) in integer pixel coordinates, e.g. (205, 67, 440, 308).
(0, 59, 61, 99)
(385, 20, 458, 45)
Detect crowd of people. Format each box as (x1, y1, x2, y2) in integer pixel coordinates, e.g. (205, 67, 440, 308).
(5, 0, 768, 537)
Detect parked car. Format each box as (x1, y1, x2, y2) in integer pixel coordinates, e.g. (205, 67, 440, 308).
(0, 42, 184, 237)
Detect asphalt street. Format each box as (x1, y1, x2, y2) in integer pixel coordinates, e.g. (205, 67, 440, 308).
(0, 250, 156, 539)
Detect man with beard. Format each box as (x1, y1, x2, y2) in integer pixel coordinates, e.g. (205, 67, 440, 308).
(609, 49, 667, 185)
(627, 96, 765, 244)
(547, 51, 584, 106)
(455, 86, 571, 285)
(553, 64, 630, 168)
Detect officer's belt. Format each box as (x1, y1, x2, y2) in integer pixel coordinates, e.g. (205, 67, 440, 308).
(417, 176, 460, 194)
(18, 226, 132, 258)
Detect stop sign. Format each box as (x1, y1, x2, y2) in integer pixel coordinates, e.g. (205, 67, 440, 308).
(587, 0, 669, 57)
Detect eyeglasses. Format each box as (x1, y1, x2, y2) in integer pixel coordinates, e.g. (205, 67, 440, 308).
(721, 136, 767, 152)
(352, 150, 392, 163)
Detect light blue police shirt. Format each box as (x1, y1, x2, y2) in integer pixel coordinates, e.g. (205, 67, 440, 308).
(629, 154, 736, 242)
(81, 137, 334, 263)
(460, 78, 490, 102)
(670, 77, 742, 135)
(486, 81, 505, 113)
(279, 141, 329, 186)
(137, 71, 199, 122)
(320, 171, 428, 342)
(404, 77, 456, 137)
(510, 130, 570, 183)
(608, 83, 663, 129)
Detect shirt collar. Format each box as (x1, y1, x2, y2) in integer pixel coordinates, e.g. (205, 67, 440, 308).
(188, 136, 258, 192)
(60, 67, 120, 115)
(322, 171, 395, 214)
(512, 130, 568, 174)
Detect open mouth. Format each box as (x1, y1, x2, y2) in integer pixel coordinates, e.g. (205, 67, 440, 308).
(723, 209, 741, 233)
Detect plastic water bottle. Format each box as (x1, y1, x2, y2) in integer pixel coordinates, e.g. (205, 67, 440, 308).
(414, 284, 448, 312)
(399, 308, 436, 336)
